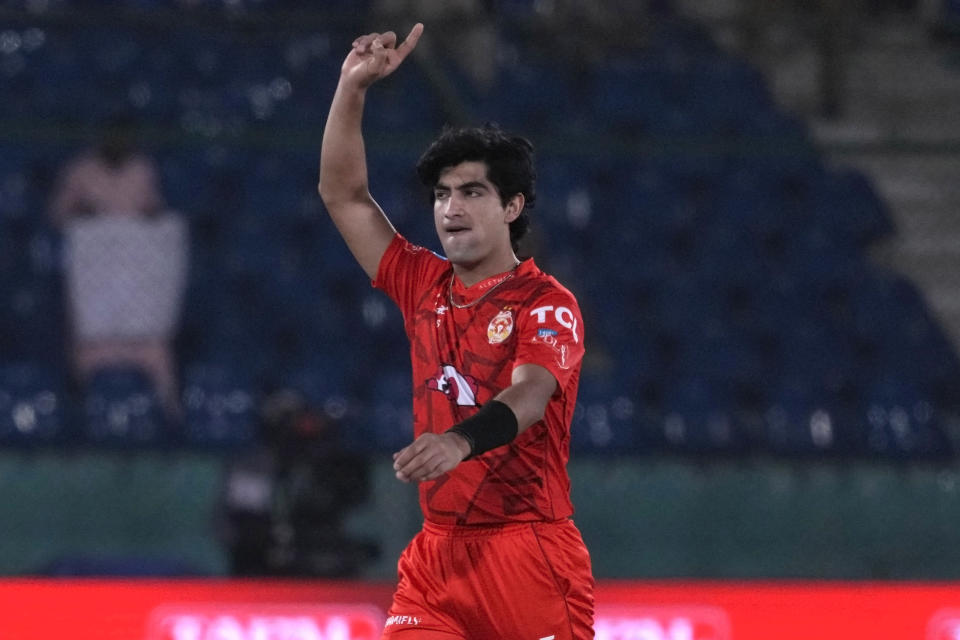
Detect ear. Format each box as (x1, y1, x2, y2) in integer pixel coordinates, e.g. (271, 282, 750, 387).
(504, 193, 524, 224)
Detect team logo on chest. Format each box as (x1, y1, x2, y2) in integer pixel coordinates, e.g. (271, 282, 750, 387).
(427, 364, 479, 406)
(487, 307, 514, 344)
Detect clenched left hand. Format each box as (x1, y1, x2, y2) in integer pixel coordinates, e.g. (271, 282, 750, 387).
(393, 432, 471, 483)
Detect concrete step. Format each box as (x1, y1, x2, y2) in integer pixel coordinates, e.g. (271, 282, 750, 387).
(887, 212, 960, 240)
(771, 21, 960, 137)
(893, 235, 960, 258)
(826, 156, 960, 237)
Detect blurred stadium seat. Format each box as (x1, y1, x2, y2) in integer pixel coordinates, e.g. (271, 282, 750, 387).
(181, 363, 258, 448)
(361, 367, 414, 452)
(83, 366, 167, 447)
(0, 362, 68, 446)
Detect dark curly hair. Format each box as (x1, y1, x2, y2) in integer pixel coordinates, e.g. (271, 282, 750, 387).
(416, 124, 536, 253)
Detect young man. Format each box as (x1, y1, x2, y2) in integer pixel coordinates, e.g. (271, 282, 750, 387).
(319, 24, 595, 639)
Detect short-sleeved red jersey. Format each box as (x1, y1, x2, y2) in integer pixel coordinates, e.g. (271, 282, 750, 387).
(373, 233, 585, 525)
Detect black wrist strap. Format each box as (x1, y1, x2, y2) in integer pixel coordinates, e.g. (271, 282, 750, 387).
(446, 400, 519, 460)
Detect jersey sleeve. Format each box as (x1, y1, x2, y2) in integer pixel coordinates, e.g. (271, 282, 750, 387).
(514, 287, 585, 390)
(372, 233, 447, 320)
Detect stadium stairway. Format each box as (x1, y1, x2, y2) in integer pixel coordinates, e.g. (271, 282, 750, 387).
(756, 15, 960, 351)
(682, 5, 960, 447)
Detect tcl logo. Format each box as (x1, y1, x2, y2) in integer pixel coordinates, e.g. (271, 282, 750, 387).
(928, 609, 960, 640)
(146, 604, 384, 640)
(529, 305, 580, 343)
(596, 606, 731, 640)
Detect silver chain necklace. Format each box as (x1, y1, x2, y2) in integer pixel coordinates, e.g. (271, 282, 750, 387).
(447, 264, 519, 310)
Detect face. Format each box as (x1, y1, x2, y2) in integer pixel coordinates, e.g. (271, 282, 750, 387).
(433, 160, 522, 272)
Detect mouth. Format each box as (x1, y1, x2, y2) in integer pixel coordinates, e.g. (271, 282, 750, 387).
(444, 226, 471, 237)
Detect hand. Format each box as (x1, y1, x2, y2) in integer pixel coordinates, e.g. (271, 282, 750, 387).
(341, 23, 424, 89)
(392, 431, 471, 483)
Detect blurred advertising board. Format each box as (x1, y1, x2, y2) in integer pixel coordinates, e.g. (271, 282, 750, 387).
(0, 580, 958, 639)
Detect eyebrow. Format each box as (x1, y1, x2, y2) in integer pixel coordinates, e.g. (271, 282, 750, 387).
(434, 180, 490, 192)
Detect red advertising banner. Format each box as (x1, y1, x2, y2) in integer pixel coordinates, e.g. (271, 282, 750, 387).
(0, 579, 958, 639)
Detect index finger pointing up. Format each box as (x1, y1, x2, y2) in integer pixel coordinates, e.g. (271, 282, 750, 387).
(395, 23, 424, 61)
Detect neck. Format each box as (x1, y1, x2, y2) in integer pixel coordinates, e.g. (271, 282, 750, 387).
(453, 253, 520, 287)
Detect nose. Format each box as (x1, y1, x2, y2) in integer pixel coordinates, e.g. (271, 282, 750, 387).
(439, 193, 464, 217)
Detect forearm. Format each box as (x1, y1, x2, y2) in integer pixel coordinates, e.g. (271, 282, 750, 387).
(493, 380, 550, 435)
(318, 81, 372, 205)
(445, 371, 556, 461)
(398, 363, 555, 479)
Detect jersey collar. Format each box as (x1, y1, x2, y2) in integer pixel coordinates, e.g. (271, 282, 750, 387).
(450, 258, 537, 299)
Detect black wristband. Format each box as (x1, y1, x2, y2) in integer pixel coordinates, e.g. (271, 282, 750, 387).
(446, 400, 519, 460)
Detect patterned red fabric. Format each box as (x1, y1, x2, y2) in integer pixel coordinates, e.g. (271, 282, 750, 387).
(382, 520, 595, 639)
(374, 234, 585, 525)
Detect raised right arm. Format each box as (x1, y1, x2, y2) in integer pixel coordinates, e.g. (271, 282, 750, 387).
(318, 24, 424, 280)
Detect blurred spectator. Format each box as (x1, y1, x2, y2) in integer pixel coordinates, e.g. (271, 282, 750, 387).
(49, 116, 187, 419)
(49, 116, 164, 227)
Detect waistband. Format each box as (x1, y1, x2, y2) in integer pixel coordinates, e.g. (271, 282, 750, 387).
(422, 518, 571, 538)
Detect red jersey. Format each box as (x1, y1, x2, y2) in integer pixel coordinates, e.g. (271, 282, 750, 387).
(373, 233, 585, 526)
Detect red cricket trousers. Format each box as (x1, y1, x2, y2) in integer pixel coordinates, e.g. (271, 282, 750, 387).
(381, 518, 594, 639)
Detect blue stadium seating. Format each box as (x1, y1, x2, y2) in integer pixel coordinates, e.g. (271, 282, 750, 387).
(362, 367, 414, 452)
(0, 362, 68, 445)
(180, 363, 258, 448)
(0, 269, 64, 366)
(572, 367, 639, 453)
(764, 375, 858, 456)
(658, 374, 747, 453)
(860, 375, 951, 459)
(0, 5, 956, 459)
(686, 56, 774, 134)
(83, 366, 167, 447)
(811, 168, 895, 247)
(478, 56, 583, 133)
